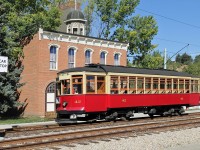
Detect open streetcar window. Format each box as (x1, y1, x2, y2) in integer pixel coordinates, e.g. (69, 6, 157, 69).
(110, 76, 118, 94)
(137, 77, 144, 94)
(145, 78, 151, 94)
(166, 79, 172, 93)
(86, 76, 95, 93)
(173, 79, 178, 93)
(179, 79, 184, 93)
(191, 80, 198, 93)
(129, 76, 136, 94)
(97, 76, 105, 94)
(185, 79, 190, 93)
(61, 79, 70, 94)
(119, 76, 128, 94)
(72, 75, 83, 94)
(56, 81, 61, 96)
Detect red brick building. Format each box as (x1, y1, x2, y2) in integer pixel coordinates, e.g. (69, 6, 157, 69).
(20, 9, 128, 117)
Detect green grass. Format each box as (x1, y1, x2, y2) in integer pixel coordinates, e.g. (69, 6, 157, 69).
(0, 116, 53, 125)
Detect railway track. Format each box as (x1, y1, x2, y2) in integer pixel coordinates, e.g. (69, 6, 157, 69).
(1, 113, 200, 150)
(2, 112, 200, 139)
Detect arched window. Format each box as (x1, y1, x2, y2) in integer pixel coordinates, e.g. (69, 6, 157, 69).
(100, 51, 106, 64)
(85, 50, 91, 64)
(114, 53, 120, 66)
(68, 48, 75, 68)
(50, 46, 57, 70)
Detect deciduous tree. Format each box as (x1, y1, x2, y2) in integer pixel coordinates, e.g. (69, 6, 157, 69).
(83, 0, 158, 62)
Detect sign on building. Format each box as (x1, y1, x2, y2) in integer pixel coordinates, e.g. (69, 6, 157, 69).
(0, 56, 8, 73)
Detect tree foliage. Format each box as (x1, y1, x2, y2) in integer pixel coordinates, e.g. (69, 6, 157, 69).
(184, 62, 200, 77)
(137, 51, 164, 69)
(194, 54, 200, 63)
(83, 0, 158, 61)
(175, 53, 193, 65)
(0, 0, 61, 117)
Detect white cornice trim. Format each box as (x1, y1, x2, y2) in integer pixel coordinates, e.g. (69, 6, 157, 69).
(40, 30, 128, 51)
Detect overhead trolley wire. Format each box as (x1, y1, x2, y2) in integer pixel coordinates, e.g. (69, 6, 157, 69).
(136, 8, 200, 30)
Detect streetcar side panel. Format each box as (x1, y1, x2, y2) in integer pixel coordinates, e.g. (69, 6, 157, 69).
(57, 95, 85, 112)
(84, 94, 107, 112)
(107, 93, 199, 108)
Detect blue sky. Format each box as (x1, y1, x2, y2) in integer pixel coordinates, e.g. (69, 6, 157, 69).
(136, 0, 200, 60)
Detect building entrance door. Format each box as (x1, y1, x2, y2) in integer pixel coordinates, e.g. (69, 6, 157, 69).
(46, 82, 56, 112)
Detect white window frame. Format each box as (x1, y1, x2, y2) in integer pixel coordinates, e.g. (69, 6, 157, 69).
(68, 46, 78, 68)
(84, 49, 94, 65)
(100, 50, 108, 65)
(48, 44, 60, 70)
(114, 52, 122, 66)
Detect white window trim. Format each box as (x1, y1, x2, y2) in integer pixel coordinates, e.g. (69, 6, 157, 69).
(100, 50, 108, 65)
(48, 44, 60, 70)
(68, 46, 78, 68)
(84, 48, 94, 65)
(113, 52, 122, 66)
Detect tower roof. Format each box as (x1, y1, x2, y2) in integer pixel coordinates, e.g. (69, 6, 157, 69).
(66, 10, 85, 21)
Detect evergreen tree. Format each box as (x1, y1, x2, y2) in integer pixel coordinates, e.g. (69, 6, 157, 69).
(0, 0, 61, 117)
(175, 54, 181, 63)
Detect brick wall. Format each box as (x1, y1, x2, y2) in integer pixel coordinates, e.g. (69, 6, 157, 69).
(20, 31, 127, 117)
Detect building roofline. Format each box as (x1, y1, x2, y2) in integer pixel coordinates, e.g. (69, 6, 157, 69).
(44, 29, 129, 45)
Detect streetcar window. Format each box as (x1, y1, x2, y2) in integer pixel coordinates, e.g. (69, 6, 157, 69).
(86, 76, 95, 93)
(110, 76, 118, 94)
(185, 80, 190, 93)
(56, 82, 61, 96)
(191, 80, 198, 93)
(72, 75, 83, 94)
(179, 79, 184, 93)
(97, 76, 105, 94)
(145, 78, 151, 94)
(119, 76, 127, 94)
(160, 78, 165, 89)
(137, 77, 144, 94)
(61, 79, 70, 94)
(167, 79, 172, 89)
(173, 79, 178, 93)
(129, 76, 136, 94)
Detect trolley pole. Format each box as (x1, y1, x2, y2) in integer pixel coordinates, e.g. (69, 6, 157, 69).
(164, 48, 167, 69)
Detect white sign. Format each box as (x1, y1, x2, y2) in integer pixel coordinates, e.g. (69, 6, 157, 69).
(0, 56, 8, 72)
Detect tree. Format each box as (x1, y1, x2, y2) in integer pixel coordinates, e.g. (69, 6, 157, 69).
(0, 0, 61, 117)
(83, 0, 158, 61)
(138, 51, 164, 69)
(175, 54, 181, 63)
(194, 54, 200, 63)
(184, 62, 200, 77)
(175, 53, 192, 65)
(181, 53, 192, 65)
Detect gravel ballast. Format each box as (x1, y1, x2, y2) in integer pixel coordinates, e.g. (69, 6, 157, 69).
(56, 127, 200, 150)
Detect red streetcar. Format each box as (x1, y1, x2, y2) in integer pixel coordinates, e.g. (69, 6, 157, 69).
(56, 64, 200, 123)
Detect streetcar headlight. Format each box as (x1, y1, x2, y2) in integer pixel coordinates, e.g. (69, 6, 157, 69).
(70, 114, 77, 119)
(62, 101, 68, 107)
